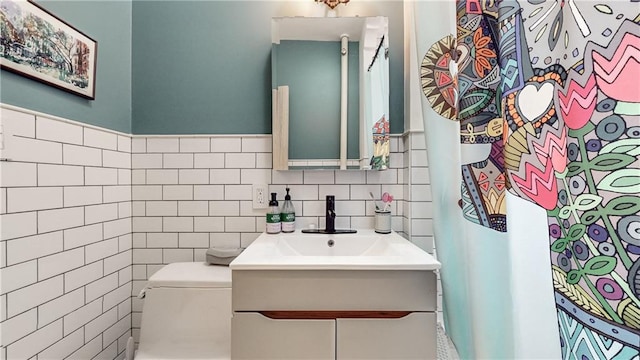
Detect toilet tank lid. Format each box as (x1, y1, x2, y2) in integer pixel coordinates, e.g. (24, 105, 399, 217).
(147, 262, 232, 288)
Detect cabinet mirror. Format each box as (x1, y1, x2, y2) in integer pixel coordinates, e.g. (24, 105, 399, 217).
(271, 16, 389, 170)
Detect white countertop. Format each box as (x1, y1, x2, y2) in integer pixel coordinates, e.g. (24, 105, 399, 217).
(230, 229, 441, 271)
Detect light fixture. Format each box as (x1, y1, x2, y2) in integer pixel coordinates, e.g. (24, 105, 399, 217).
(315, 0, 350, 10)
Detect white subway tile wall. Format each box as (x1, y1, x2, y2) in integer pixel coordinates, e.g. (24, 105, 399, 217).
(0, 108, 132, 360)
(1, 106, 438, 358)
(129, 134, 411, 342)
(405, 131, 439, 323)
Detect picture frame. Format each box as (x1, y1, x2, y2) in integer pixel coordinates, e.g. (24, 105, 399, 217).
(0, 0, 97, 99)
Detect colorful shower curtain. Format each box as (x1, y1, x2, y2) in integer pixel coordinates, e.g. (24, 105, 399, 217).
(414, 1, 639, 359)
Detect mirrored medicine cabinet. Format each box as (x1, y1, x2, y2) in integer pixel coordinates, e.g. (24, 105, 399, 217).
(271, 16, 389, 171)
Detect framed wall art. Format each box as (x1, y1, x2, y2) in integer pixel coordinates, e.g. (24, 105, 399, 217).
(0, 0, 97, 99)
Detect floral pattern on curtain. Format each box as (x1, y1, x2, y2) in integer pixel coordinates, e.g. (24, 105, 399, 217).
(456, 1, 507, 232)
(503, 11, 640, 357)
(421, 1, 508, 232)
(420, 0, 639, 357)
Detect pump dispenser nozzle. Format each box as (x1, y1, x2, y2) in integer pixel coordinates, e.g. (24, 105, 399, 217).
(266, 192, 281, 234)
(281, 187, 296, 233)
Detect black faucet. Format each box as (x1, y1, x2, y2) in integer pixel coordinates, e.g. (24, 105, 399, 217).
(301, 195, 356, 234)
(326, 195, 336, 233)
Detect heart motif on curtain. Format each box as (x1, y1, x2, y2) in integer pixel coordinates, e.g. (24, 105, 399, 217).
(517, 82, 554, 122)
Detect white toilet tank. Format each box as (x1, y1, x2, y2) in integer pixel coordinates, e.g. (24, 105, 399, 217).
(135, 262, 232, 360)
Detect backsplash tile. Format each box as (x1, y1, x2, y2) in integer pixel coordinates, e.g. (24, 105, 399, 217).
(64, 186, 103, 207)
(7, 276, 64, 318)
(85, 166, 119, 186)
(39, 289, 84, 329)
(0, 261, 37, 295)
(129, 134, 412, 341)
(85, 203, 119, 225)
(211, 137, 241, 152)
(209, 168, 240, 184)
(1, 108, 35, 136)
(6, 187, 62, 213)
(179, 138, 210, 153)
(241, 137, 271, 153)
(1, 162, 37, 187)
(178, 169, 209, 184)
(240, 168, 272, 184)
(118, 136, 132, 153)
(146, 138, 178, 153)
(63, 144, 103, 167)
(1, 106, 438, 358)
(163, 153, 193, 168)
(6, 232, 63, 266)
(38, 207, 85, 233)
(3, 136, 63, 164)
(2, 308, 37, 346)
(131, 153, 162, 169)
(0, 188, 5, 215)
(37, 248, 85, 281)
(6, 319, 63, 359)
(163, 185, 194, 200)
(194, 153, 225, 168)
(64, 262, 103, 293)
(131, 138, 147, 153)
(84, 127, 119, 151)
(1, 107, 132, 360)
(36, 117, 84, 145)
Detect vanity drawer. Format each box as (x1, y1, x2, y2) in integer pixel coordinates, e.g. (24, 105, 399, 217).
(232, 312, 335, 360)
(232, 270, 437, 311)
(232, 312, 436, 360)
(337, 312, 436, 359)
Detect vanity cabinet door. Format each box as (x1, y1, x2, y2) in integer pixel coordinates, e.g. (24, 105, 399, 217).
(336, 312, 436, 359)
(232, 312, 335, 360)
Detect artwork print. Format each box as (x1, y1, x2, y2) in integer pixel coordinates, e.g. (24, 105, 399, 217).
(0, 0, 97, 99)
(420, 0, 639, 358)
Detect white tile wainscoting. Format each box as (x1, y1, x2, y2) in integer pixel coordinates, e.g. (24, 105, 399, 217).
(128, 134, 412, 343)
(0, 107, 132, 360)
(1, 105, 437, 359)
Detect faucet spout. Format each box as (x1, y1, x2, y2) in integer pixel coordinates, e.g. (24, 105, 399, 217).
(325, 195, 336, 233)
(301, 195, 356, 234)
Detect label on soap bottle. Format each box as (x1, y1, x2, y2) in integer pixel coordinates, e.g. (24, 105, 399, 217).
(266, 213, 281, 233)
(281, 212, 295, 232)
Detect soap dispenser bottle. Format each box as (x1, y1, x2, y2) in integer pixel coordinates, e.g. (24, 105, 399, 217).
(281, 187, 296, 233)
(266, 192, 281, 234)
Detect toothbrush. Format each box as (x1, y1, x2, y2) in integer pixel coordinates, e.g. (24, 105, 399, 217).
(369, 191, 380, 210)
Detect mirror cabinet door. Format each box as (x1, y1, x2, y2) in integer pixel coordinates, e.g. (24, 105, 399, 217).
(271, 16, 389, 170)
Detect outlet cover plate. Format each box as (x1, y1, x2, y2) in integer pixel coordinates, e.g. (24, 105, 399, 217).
(252, 184, 268, 209)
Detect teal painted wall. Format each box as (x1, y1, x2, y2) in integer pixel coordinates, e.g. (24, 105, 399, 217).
(0, 0, 132, 133)
(275, 40, 359, 160)
(132, 1, 404, 135)
(131, 1, 276, 135)
(1, 1, 402, 136)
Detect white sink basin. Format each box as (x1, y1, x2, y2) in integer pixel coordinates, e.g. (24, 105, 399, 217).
(230, 230, 441, 270)
(276, 234, 398, 256)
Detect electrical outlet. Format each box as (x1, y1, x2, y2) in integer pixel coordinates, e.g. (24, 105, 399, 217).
(252, 184, 268, 209)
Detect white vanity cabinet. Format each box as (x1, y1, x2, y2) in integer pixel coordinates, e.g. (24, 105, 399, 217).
(230, 269, 437, 359)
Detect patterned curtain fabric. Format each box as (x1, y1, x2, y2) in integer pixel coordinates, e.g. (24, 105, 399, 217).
(416, 0, 639, 358)
(502, 2, 640, 357)
(415, 2, 516, 358)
